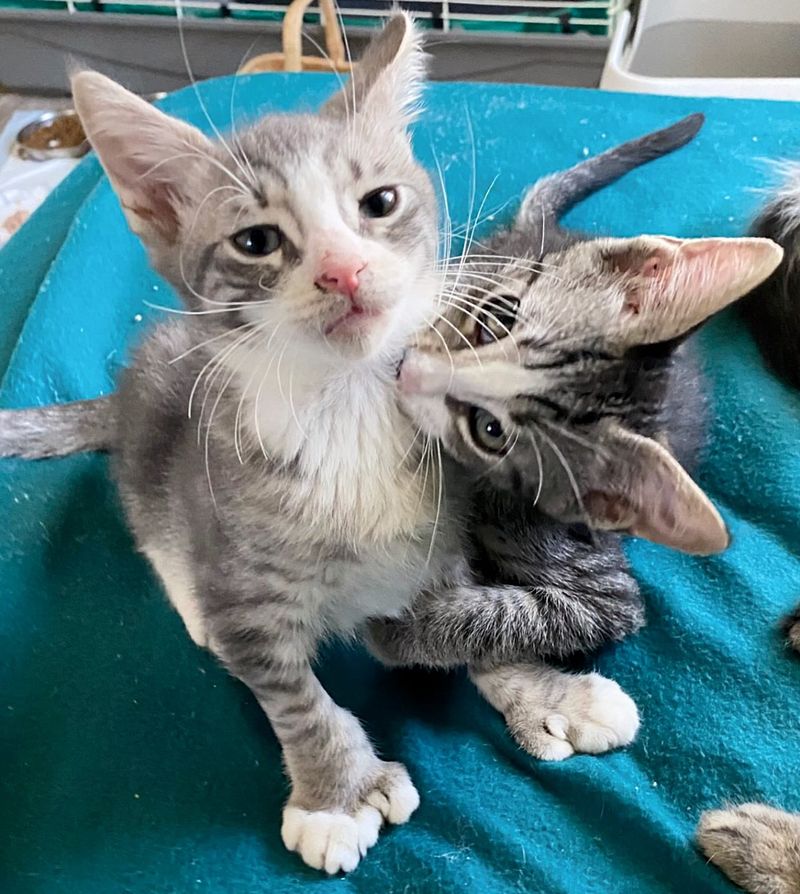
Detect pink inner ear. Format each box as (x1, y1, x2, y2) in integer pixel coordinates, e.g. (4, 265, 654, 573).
(640, 255, 663, 278)
(622, 249, 673, 315)
(613, 236, 783, 345)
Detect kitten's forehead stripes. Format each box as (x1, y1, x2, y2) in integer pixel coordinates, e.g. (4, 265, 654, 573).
(521, 348, 617, 371)
(511, 401, 616, 429)
(247, 159, 290, 190)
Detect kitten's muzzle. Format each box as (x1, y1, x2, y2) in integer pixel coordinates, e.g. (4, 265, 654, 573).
(398, 349, 452, 396)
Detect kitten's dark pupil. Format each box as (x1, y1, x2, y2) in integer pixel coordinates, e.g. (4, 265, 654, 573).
(485, 418, 502, 438)
(477, 294, 520, 345)
(360, 187, 398, 219)
(232, 225, 282, 256)
(467, 406, 507, 454)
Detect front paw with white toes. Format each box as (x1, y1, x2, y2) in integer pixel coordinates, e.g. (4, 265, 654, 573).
(471, 663, 640, 761)
(282, 762, 419, 874)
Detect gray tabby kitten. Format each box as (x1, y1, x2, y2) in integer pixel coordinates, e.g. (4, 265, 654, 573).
(367, 115, 715, 672)
(367, 134, 782, 746)
(36, 16, 451, 874)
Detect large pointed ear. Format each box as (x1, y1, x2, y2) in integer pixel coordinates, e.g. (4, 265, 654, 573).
(577, 427, 729, 555)
(602, 235, 783, 345)
(321, 11, 426, 128)
(71, 71, 215, 246)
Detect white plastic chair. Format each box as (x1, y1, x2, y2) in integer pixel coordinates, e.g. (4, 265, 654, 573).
(601, 0, 800, 100)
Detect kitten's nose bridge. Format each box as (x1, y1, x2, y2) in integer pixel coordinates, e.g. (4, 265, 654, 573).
(315, 251, 366, 301)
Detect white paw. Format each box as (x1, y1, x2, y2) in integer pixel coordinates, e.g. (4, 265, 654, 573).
(282, 764, 419, 874)
(508, 671, 639, 761)
(281, 805, 382, 874)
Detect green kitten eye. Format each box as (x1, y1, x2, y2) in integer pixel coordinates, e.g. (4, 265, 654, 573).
(232, 225, 283, 257)
(476, 294, 520, 345)
(359, 187, 399, 219)
(467, 406, 509, 455)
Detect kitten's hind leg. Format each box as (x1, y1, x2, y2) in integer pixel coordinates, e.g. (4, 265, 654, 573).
(697, 804, 800, 894)
(469, 662, 640, 761)
(143, 545, 208, 648)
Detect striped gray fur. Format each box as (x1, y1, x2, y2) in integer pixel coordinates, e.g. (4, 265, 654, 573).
(3, 15, 460, 874)
(371, 115, 784, 768)
(368, 114, 714, 671)
(0, 397, 116, 458)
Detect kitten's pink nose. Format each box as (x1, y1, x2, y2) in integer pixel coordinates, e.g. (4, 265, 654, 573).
(315, 256, 366, 301)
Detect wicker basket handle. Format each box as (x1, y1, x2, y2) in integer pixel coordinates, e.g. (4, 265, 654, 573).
(283, 0, 347, 72)
(240, 0, 352, 75)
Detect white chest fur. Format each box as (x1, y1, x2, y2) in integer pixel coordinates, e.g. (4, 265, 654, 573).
(225, 343, 459, 633)
(245, 348, 441, 548)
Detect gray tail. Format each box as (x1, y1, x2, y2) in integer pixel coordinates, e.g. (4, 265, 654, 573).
(0, 396, 116, 459)
(518, 113, 705, 227)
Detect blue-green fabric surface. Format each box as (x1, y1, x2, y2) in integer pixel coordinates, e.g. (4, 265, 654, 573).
(1, 75, 799, 894)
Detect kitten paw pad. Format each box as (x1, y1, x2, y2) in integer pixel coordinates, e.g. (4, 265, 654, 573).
(511, 672, 640, 761)
(282, 764, 419, 873)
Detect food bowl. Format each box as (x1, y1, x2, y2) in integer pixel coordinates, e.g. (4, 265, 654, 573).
(15, 110, 89, 161)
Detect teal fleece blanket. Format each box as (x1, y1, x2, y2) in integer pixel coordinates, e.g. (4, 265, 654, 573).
(1, 76, 799, 894)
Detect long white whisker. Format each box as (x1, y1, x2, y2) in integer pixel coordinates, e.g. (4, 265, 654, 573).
(426, 439, 445, 566)
(536, 426, 586, 521)
(187, 323, 250, 421)
(421, 321, 456, 386)
(202, 324, 264, 499)
(197, 323, 260, 439)
(437, 296, 521, 363)
(252, 321, 286, 460)
(432, 311, 482, 368)
(475, 429, 521, 479)
(144, 300, 270, 317)
(175, 0, 256, 190)
(538, 415, 611, 456)
(169, 322, 245, 364)
(526, 428, 544, 506)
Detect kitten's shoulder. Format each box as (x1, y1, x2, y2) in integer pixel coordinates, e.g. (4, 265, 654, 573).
(115, 318, 203, 439)
(120, 318, 200, 396)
